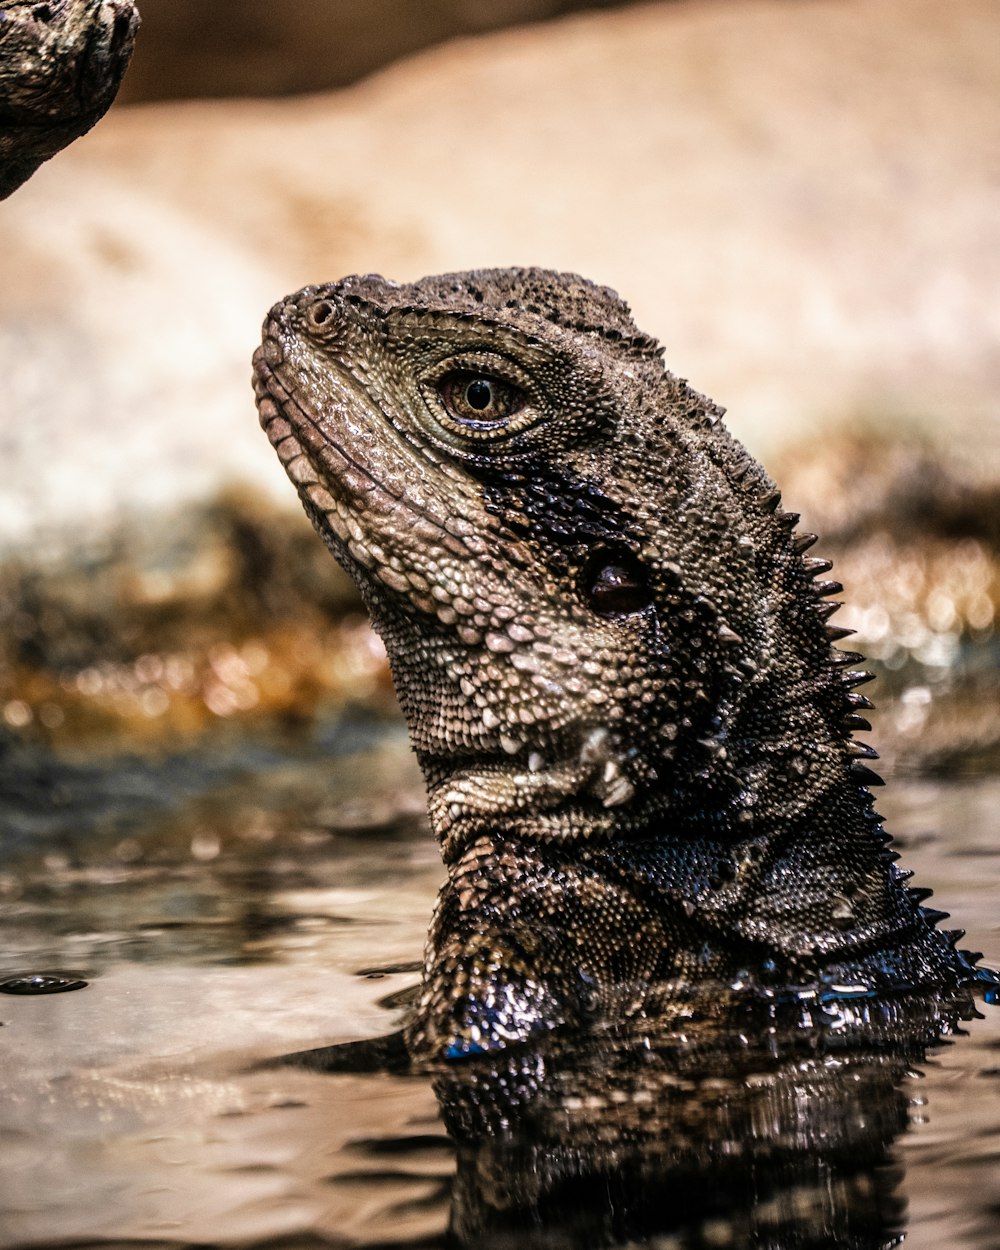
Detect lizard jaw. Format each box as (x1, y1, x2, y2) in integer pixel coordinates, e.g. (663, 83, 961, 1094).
(428, 726, 639, 862)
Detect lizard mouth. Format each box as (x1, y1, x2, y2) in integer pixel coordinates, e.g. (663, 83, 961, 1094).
(252, 320, 489, 605)
(253, 320, 396, 513)
(253, 345, 377, 510)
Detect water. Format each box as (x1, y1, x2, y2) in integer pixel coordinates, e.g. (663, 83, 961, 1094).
(1, 718, 999, 1249)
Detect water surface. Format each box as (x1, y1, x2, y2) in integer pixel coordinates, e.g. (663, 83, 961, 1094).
(1, 719, 999, 1248)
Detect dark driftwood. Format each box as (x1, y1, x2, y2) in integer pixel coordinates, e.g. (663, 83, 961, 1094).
(0, 0, 138, 198)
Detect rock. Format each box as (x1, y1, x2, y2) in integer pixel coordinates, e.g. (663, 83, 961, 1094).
(0, 0, 138, 197)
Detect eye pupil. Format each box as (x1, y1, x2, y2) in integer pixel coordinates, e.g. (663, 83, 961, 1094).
(465, 379, 493, 410)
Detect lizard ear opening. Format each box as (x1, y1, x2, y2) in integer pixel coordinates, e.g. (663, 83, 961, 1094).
(581, 547, 653, 617)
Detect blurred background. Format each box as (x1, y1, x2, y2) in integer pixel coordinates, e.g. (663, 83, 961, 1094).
(115, 0, 642, 102)
(2, 7, 1000, 1246)
(1, 0, 999, 836)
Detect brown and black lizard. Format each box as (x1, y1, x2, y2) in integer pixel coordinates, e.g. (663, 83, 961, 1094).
(252, 268, 985, 1062)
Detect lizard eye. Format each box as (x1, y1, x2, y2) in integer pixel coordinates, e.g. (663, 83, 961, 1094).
(437, 372, 526, 427)
(421, 353, 538, 443)
(582, 548, 653, 616)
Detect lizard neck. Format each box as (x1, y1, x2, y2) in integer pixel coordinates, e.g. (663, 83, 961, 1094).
(415, 678, 898, 953)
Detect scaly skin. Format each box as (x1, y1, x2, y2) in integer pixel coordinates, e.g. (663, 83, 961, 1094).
(252, 269, 979, 1059)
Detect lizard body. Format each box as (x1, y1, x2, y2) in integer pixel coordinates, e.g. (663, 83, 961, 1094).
(253, 268, 979, 1059)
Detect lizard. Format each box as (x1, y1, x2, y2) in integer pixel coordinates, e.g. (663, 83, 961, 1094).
(0, 0, 138, 199)
(252, 268, 985, 1061)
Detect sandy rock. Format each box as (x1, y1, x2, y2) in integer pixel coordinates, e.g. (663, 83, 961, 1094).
(1, 0, 998, 548)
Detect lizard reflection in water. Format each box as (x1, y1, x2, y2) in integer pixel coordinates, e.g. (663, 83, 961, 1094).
(281, 983, 980, 1247)
(253, 269, 995, 1244)
(436, 990, 976, 1248)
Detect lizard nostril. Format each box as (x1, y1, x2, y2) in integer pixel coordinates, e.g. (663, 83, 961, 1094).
(308, 300, 335, 328)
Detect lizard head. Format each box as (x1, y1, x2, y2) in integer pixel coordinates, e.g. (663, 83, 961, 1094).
(253, 269, 849, 862)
